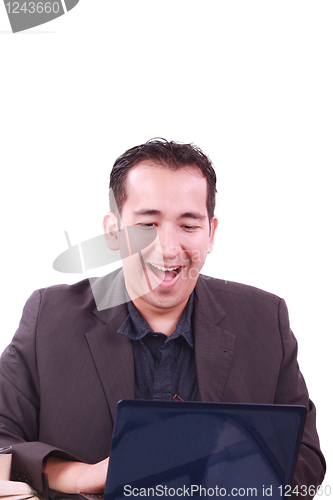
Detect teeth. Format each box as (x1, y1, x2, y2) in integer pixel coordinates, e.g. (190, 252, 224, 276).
(150, 263, 180, 272)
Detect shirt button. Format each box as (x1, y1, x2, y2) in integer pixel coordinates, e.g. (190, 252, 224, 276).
(152, 334, 158, 338)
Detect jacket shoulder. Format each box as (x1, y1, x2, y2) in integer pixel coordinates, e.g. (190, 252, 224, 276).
(39, 277, 92, 299)
(198, 274, 281, 305)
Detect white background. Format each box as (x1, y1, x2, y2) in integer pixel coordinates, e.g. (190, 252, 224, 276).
(1, 0, 332, 492)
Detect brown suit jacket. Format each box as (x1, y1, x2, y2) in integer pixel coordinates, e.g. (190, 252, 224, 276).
(0, 270, 325, 497)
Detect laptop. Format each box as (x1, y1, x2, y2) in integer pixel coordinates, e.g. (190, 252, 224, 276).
(57, 400, 307, 500)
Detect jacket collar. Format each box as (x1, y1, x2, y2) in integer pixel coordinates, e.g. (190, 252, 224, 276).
(193, 276, 235, 402)
(86, 269, 134, 420)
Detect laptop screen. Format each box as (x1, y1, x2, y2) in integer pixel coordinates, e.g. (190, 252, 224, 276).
(103, 400, 306, 500)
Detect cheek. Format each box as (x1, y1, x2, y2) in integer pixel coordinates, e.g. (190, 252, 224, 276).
(122, 254, 144, 274)
(188, 247, 208, 266)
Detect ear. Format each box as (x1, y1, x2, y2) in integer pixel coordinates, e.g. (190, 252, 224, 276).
(207, 216, 218, 254)
(103, 212, 120, 250)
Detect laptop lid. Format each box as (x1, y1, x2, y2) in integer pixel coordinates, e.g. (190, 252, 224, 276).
(103, 400, 306, 500)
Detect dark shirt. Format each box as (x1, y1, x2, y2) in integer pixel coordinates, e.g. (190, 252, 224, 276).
(118, 292, 200, 402)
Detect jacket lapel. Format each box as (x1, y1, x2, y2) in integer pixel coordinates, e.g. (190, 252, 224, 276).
(194, 276, 236, 402)
(85, 270, 135, 421)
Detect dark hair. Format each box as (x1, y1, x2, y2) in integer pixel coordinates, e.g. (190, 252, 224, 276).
(109, 138, 217, 222)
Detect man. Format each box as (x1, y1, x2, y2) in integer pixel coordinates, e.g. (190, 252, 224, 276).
(0, 139, 325, 497)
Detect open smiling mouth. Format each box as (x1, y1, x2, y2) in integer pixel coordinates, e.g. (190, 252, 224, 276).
(147, 262, 184, 282)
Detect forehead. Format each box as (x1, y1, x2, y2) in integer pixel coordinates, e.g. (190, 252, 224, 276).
(124, 161, 207, 205)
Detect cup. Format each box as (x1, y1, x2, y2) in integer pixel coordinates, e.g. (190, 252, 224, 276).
(0, 453, 12, 481)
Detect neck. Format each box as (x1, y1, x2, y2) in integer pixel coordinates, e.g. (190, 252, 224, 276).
(131, 297, 189, 337)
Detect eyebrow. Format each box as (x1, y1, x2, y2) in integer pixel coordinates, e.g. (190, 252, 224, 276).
(133, 209, 206, 220)
(181, 212, 206, 221)
(133, 209, 161, 216)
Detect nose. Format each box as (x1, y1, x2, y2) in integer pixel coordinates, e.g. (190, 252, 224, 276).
(155, 225, 182, 261)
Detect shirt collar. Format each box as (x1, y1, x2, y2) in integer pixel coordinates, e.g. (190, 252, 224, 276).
(118, 292, 195, 348)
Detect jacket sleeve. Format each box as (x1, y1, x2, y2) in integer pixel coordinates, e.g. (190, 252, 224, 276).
(0, 290, 78, 498)
(274, 298, 326, 494)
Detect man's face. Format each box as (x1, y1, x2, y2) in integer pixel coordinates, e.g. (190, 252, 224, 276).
(118, 161, 217, 313)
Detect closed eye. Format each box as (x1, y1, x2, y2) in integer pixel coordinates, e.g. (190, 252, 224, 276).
(182, 225, 199, 231)
(138, 222, 157, 228)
